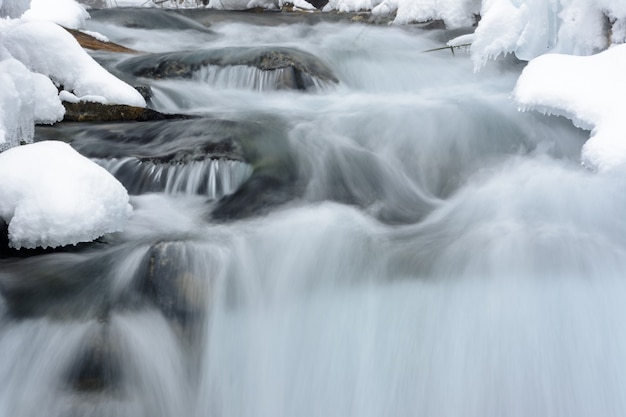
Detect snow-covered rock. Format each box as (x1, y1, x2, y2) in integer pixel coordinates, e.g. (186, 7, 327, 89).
(372, 0, 479, 27)
(3, 21, 146, 108)
(0, 141, 132, 249)
(514, 44, 626, 172)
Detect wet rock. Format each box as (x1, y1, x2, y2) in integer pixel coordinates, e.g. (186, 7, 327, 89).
(211, 173, 299, 220)
(137, 241, 210, 343)
(61, 101, 186, 123)
(65, 27, 138, 54)
(0, 220, 9, 256)
(306, 0, 329, 9)
(88, 8, 215, 34)
(36, 119, 245, 162)
(0, 248, 115, 318)
(117, 47, 338, 91)
(67, 322, 122, 393)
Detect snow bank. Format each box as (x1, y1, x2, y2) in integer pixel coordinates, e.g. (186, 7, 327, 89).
(513, 44, 626, 172)
(0, 0, 147, 149)
(0, 141, 132, 249)
(3, 21, 146, 107)
(22, 0, 89, 29)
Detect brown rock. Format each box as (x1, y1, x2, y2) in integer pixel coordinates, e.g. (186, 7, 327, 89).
(64, 27, 139, 54)
(62, 101, 185, 123)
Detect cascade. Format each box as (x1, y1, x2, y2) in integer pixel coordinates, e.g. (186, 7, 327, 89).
(2, 9, 625, 417)
(93, 157, 253, 197)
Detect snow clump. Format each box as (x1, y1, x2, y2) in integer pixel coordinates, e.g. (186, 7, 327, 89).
(514, 44, 626, 173)
(0, 141, 133, 249)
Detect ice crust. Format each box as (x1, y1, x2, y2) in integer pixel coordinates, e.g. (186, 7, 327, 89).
(0, 141, 132, 249)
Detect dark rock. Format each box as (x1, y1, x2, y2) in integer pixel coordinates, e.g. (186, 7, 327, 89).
(36, 118, 245, 162)
(36, 116, 301, 219)
(140, 242, 209, 320)
(117, 46, 338, 90)
(66, 322, 122, 393)
(0, 246, 123, 318)
(134, 85, 153, 102)
(211, 174, 298, 220)
(61, 101, 186, 123)
(88, 8, 215, 34)
(0, 220, 9, 256)
(306, 0, 329, 9)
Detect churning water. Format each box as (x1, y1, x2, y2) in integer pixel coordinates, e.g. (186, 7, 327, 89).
(3, 9, 625, 417)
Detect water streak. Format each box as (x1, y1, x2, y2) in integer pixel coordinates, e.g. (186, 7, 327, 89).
(93, 157, 252, 198)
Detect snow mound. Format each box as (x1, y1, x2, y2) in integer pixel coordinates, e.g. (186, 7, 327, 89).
(2, 21, 146, 107)
(0, 58, 64, 151)
(0, 141, 133, 249)
(22, 0, 89, 29)
(513, 44, 626, 172)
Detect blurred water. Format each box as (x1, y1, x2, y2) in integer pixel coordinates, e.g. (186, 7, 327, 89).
(4, 9, 623, 417)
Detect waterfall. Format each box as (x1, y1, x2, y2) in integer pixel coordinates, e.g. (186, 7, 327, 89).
(93, 157, 253, 198)
(2, 8, 623, 417)
(192, 65, 336, 91)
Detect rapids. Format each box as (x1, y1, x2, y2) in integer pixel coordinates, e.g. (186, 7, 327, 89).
(2, 8, 624, 417)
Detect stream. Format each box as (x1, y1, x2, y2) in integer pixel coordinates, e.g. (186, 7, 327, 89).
(2, 8, 626, 417)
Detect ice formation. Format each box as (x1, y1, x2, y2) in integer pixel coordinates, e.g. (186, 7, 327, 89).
(0, 141, 133, 249)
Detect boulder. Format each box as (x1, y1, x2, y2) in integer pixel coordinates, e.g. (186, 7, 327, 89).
(88, 8, 215, 34)
(117, 47, 338, 91)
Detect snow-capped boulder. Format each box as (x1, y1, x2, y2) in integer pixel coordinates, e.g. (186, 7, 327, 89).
(0, 141, 132, 249)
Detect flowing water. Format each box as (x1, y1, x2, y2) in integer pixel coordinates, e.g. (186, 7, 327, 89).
(3, 9, 626, 417)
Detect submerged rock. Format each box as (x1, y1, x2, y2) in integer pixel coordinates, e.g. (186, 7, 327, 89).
(66, 322, 123, 393)
(138, 242, 209, 327)
(117, 47, 338, 91)
(88, 8, 215, 34)
(0, 249, 111, 318)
